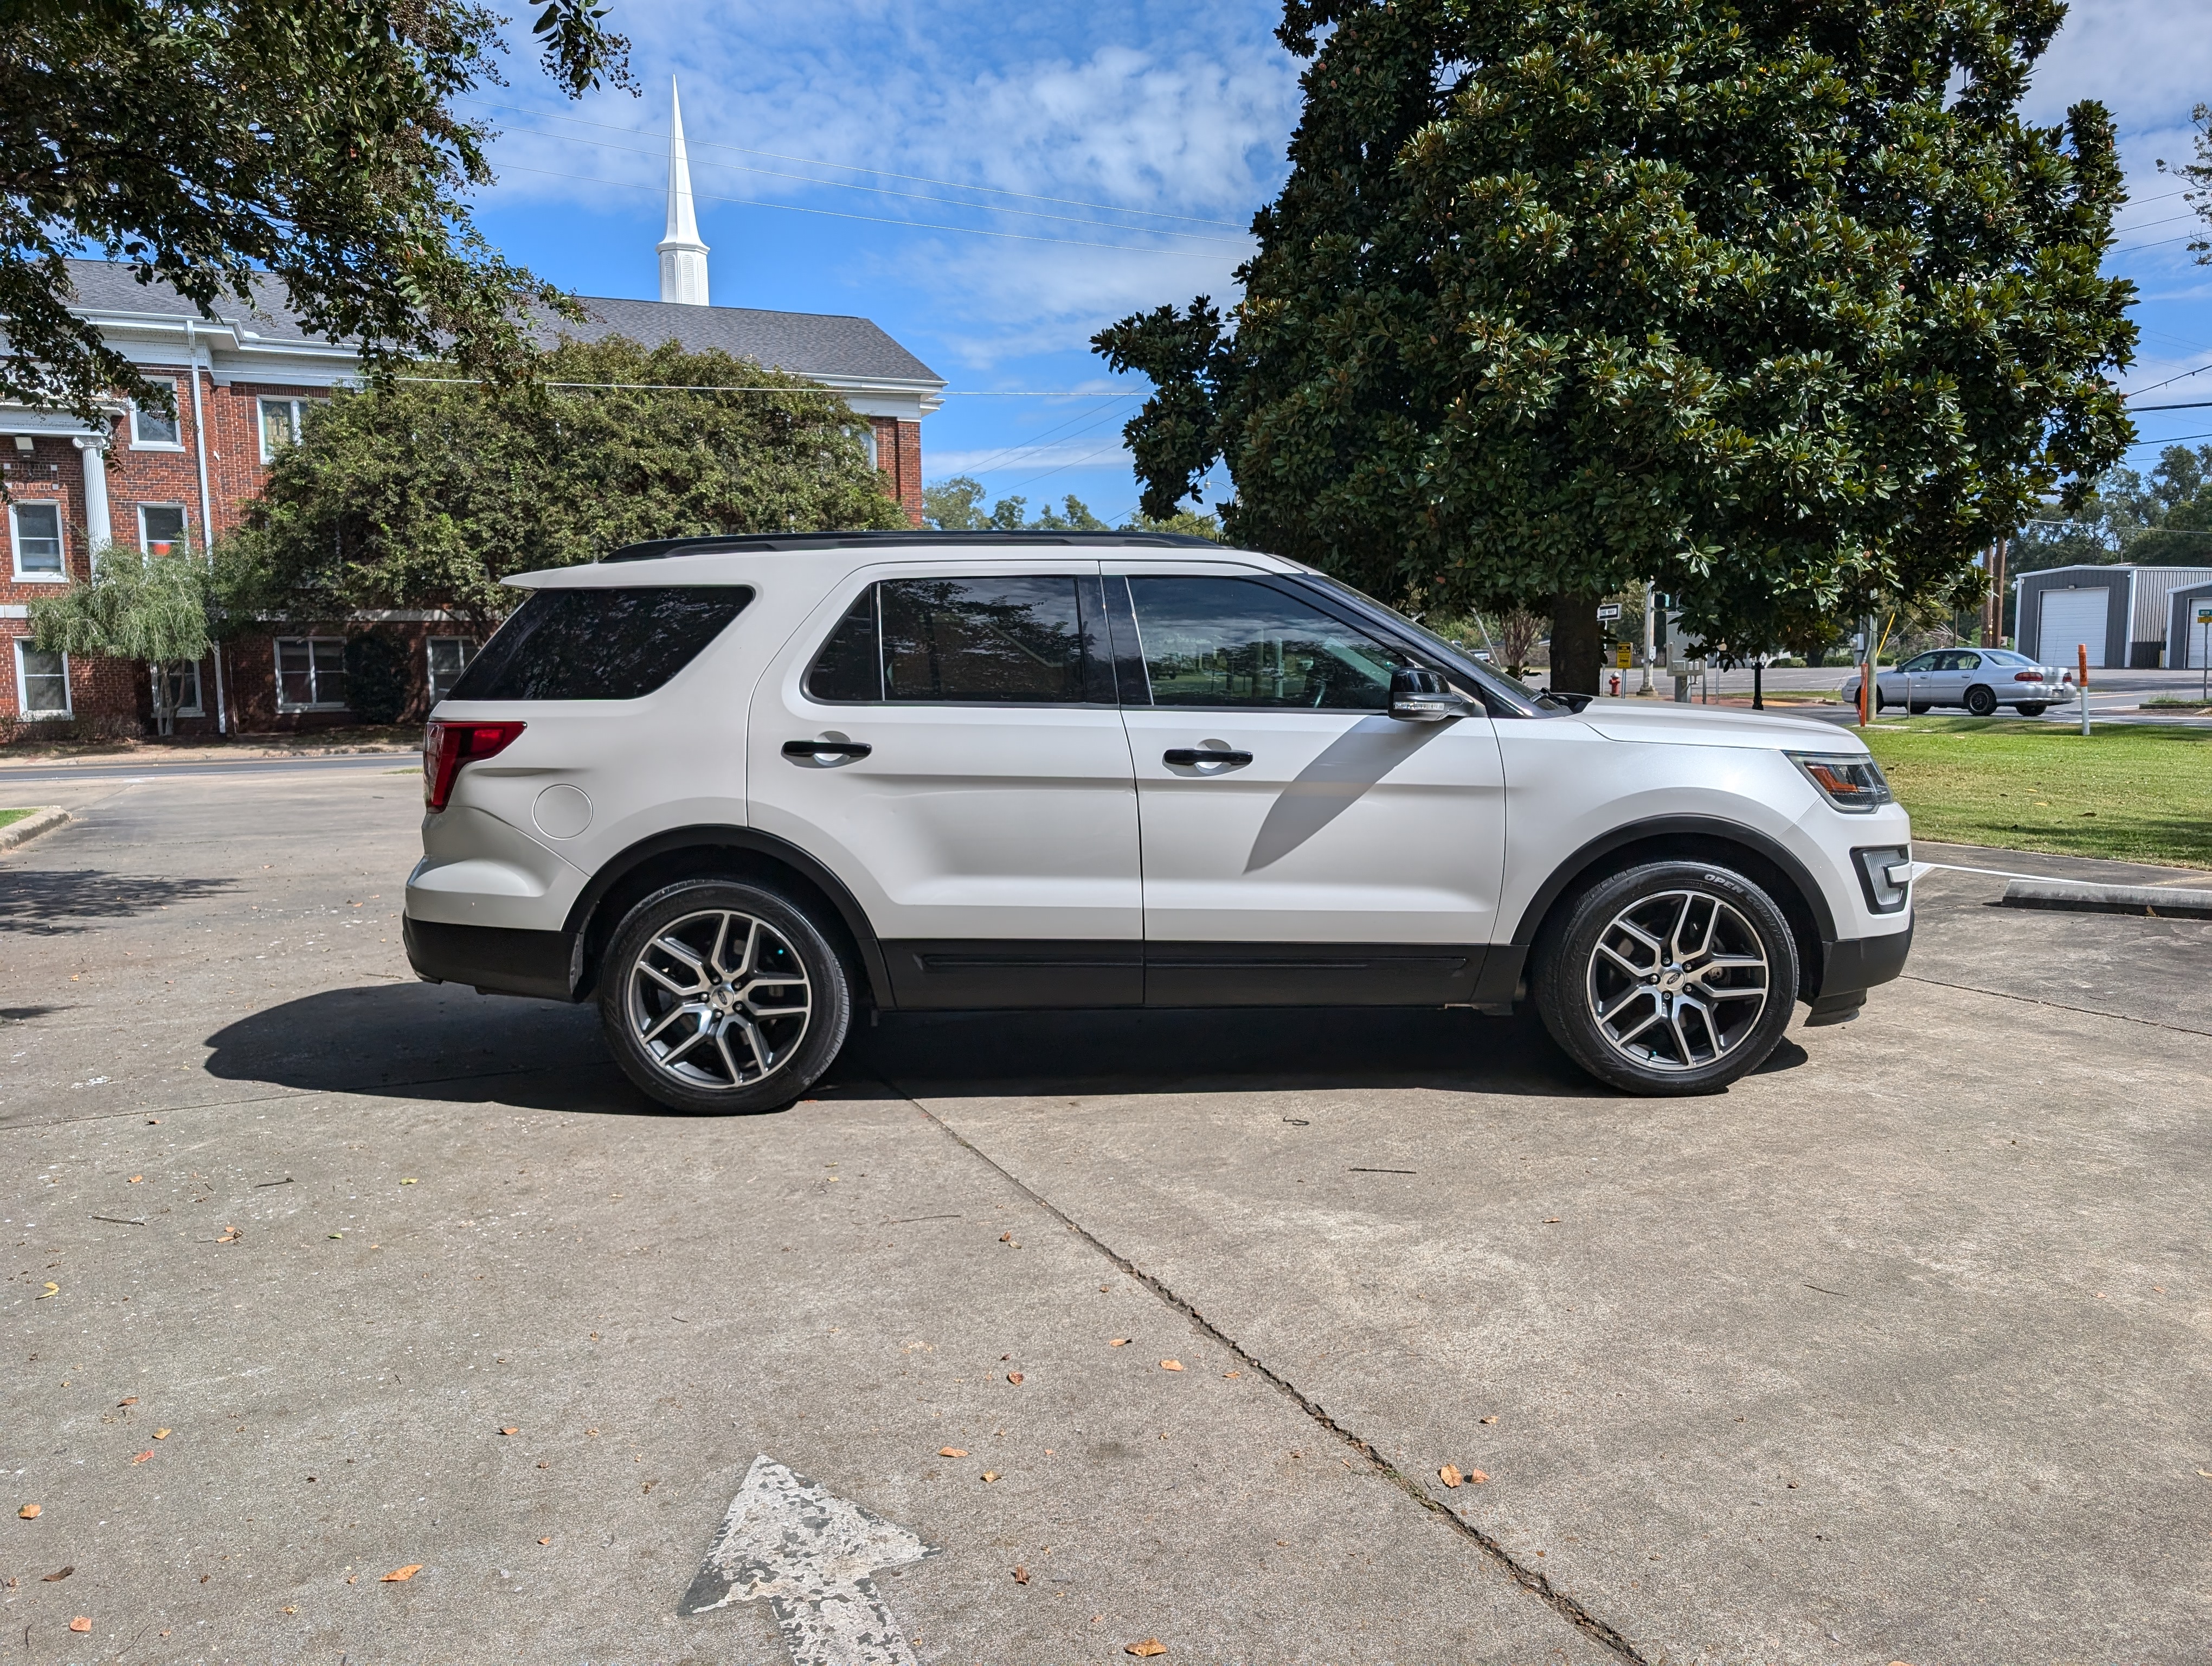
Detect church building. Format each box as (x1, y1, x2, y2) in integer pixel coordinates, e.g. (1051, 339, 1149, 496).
(0, 82, 943, 736)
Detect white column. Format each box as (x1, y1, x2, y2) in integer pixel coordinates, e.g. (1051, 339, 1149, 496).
(74, 437, 113, 556)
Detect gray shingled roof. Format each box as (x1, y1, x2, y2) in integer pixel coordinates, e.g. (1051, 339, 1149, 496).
(533, 294, 940, 386)
(61, 259, 942, 386)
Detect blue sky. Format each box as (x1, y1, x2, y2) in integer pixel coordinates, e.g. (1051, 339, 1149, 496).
(464, 0, 2212, 519)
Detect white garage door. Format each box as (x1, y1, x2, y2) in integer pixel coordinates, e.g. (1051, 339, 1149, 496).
(2039, 587, 2110, 669)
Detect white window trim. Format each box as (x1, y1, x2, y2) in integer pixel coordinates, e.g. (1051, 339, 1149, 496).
(8, 498, 69, 583)
(258, 397, 309, 464)
(273, 636, 350, 712)
(128, 381, 187, 451)
(137, 502, 191, 554)
(152, 658, 205, 719)
(14, 639, 73, 720)
(425, 635, 478, 703)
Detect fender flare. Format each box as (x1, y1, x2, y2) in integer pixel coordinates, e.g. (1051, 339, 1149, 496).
(1507, 816, 1840, 949)
(561, 825, 893, 1007)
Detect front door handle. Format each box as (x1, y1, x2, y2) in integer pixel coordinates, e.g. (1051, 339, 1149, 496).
(782, 739, 872, 760)
(1163, 748, 1252, 767)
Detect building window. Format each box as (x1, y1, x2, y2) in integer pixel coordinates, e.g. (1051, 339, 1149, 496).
(151, 659, 204, 718)
(14, 642, 72, 719)
(259, 398, 310, 463)
(130, 382, 183, 448)
(138, 503, 190, 555)
(9, 500, 65, 579)
(426, 636, 479, 703)
(275, 637, 348, 710)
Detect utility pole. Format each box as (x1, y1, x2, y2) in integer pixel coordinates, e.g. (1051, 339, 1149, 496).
(1639, 582, 1656, 696)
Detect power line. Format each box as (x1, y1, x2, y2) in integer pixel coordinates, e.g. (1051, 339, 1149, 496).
(485, 121, 1249, 246)
(493, 159, 1235, 258)
(460, 96, 1251, 230)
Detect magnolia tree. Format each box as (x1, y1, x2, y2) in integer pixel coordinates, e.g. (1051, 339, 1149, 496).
(1095, 0, 2138, 691)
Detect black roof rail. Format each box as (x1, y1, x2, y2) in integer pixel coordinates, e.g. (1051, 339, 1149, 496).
(601, 529, 1229, 562)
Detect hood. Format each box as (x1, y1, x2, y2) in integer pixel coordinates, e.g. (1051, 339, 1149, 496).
(1574, 697, 1863, 752)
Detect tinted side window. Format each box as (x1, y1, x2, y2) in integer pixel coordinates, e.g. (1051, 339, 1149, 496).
(1127, 576, 1400, 709)
(449, 586, 751, 701)
(880, 576, 1090, 703)
(805, 589, 882, 702)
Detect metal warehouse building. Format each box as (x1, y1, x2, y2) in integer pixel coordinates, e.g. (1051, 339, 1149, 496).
(2015, 564, 2212, 669)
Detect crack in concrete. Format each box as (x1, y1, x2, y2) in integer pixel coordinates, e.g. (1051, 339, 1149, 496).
(1898, 972, 2212, 1037)
(898, 1086, 1650, 1666)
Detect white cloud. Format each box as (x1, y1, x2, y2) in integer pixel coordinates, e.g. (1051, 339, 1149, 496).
(2027, 2, 2212, 131)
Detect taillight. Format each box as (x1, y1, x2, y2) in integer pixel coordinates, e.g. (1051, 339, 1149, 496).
(424, 719, 525, 811)
(2013, 671, 2043, 682)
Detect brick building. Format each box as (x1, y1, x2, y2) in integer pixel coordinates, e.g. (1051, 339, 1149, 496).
(1, 86, 942, 738)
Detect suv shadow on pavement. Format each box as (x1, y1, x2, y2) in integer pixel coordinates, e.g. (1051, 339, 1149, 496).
(204, 982, 1810, 1111)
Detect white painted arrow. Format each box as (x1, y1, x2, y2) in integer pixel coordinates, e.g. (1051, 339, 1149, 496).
(680, 1454, 936, 1665)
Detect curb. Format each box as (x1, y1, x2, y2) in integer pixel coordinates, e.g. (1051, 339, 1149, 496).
(0, 805, 68, 854)
(1999, 877, 2212, 920)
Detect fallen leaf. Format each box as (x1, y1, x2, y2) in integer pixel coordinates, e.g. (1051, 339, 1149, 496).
(130, 1450, 153, 1463)
(1007, 1373, 1024, 1385)
(999, 1232, 1012, 1242)
(42, 1568, 72, 1581)
(128, 1176, 143, 1184)
(1479, 1415, 1497, 1425)
(1223, 1370, 1239, 1379)
(380, 1565, 423, 1582)
(938, 1447, 968, 1458)
(1127, 1640, 1167, 1657)
(538, 1537, 551, 1546)
(401, 1178, 417, 1185)
(536, 1460, 550, 1469)
(981, 1471, 1000, 1483)
(586, 1427, 599, 1437)
(1542, 1216, 1561, 1223)
(1109, 1337, 1130, 1347)
(1467, 1468, 1489, 1484)
(215, 1227, 240, 1244)
(118, 1398, 137, 1407)
(1440, 1465, 1463, 1489)
(500, 1427, 519, 1436)
(281, 1606, 297, 1615)
(36, 1282, 57, 1299)
(69, 1618, 91, 1634)
(17, 1504, 38, 1519)
(155, 1429, 170, 1439)
(1160, 1360, 1184, 1372)
(1013, 1565, 1030, 1584)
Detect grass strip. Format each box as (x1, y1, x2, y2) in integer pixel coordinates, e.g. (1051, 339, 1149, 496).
(1860, 719, 2212, 869)
(0, 808, 36, 831)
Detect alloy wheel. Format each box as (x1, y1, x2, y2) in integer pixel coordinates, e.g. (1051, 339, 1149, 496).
(1584, 889, 1770, 1072)
(623, 909, 812, 1091)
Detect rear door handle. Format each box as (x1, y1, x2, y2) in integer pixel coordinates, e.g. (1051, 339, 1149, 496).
(1163, 748, 1252, 767)
(782, 739, 872, 759)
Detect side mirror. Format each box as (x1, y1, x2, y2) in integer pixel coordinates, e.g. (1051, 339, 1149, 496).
(1390, 665, 1469, 722)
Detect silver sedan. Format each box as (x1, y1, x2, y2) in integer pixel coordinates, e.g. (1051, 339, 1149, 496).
(1844, 648, 2075, 717)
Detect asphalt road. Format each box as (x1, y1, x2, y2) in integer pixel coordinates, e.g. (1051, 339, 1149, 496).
(2, 768, 2207, 1664)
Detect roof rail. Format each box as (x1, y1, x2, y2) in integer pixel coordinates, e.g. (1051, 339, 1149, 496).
(601, 529, 1228, 562)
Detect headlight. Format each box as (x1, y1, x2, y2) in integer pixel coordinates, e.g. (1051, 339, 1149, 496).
(1786, 751, 1893, 813)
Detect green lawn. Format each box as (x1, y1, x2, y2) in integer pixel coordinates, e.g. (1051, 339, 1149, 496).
(1860, 719, 2212, 869)
(0, 808, 36, 831)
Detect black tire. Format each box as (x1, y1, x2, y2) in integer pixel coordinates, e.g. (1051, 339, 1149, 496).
(1532, 860, 1802, 1097)
(1908, 702, 1932, 716)
(1873, 686, 1888, 713)
(596, 879, 852, 1114)
(2016, 703, 2046, 717)
(1964, 684, 1998, 717)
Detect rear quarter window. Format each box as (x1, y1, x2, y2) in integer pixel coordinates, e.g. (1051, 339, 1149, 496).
(448, 586, 752, 701)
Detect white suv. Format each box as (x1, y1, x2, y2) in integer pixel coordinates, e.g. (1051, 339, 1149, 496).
(404, 531, 1912, 1111)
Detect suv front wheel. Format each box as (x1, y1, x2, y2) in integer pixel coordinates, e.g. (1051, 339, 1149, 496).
(1533, 860, 1801, 1095)
(598, 879, 852, 1114)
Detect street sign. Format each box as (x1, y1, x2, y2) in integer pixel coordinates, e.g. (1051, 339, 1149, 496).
(1615, 642, 1633, 669)
(683, 1455, 936, 1664)
(1596, 603, 1623, 622)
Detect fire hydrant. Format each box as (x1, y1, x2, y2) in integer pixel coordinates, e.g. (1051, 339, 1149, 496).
(1608, 672, 1622, 696)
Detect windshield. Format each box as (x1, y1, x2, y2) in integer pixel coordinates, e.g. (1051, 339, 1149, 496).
(1293, 570, 1573, 715)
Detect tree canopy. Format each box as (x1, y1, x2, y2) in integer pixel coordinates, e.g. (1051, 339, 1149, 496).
(923, 476, 1110, 531)
(1095, 0, 2137, 689)
(2, 0, 631, 427)
(220, 336, 905, 628)
(2010, 444, 2212, 576)
(29, 545, 213, 732)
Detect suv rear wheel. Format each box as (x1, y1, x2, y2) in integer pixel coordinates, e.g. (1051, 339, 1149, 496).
(1533, 860, 1800, 1095)
(598, 879, 852, 1114)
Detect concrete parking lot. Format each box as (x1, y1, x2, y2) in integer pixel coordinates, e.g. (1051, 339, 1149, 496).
(2, 759, 2208, 1665)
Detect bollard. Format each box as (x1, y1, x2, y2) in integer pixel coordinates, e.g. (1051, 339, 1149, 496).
(2079, 642, 2091, 737)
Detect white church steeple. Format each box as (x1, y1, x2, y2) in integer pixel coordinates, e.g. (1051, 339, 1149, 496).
(657, 78, 710, 305)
